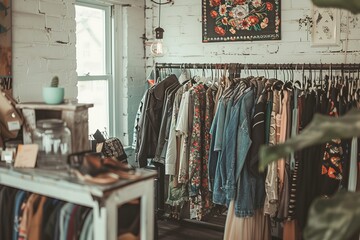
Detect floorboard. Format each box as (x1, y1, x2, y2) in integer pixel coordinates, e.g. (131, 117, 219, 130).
(157, 220, 224, 240)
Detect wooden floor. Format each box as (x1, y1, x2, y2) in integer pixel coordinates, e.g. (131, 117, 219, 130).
(157, 220, 224, 240)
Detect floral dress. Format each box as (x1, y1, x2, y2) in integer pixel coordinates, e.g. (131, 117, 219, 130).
(188, 84, 214, 220)
(322, 100, 344, 180)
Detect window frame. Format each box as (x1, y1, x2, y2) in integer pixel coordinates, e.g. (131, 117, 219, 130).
(75, 1, 115, 137)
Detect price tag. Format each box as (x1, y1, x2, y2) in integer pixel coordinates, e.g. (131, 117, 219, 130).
(1, 150, 13, 162)
(14, 144, 38, 168)
(7, 121, 21, 131)
(96, 142, 104, 153)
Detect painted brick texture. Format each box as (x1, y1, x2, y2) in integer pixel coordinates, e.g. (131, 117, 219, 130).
(11, 0, 146, 144)
(12, 0, 78, 102)
(145, 0, 360, 72)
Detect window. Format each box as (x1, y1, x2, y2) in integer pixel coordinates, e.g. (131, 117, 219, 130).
(75, 2, 113, 136)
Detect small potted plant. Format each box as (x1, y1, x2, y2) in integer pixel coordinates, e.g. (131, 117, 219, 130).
(42, 76, 64, 104)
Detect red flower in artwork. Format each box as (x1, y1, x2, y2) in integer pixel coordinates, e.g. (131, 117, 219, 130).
(210, 0, 221, 7)
(222, 17, 229, 25)
(248, 15, 259, 25)
(322, 165, 328, 175)
(229, 19, 237, 27)
(210, 10, 218, 18)
(207, 0, 277, 36)
(240, 19, 250, 29)
(219, 4, 227, 16)
(214, 26, 226, 36)
(266, 2, 273, 11)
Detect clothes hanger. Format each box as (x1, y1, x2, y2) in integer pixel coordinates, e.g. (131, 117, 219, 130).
(355, 64, 360, 101)
(339, 64, 345, 98)
(293, 65, 302, 90)
(264, 65, 267, 79)
(178, 64, 191, 84)
(284, 67, 293, 91)
(301, 63, 306, 91)
(327, 64, 332, 99)
(205, 64, 213, 86)
(318, 64, 324, 90)
(348, 66, 354, 102)
(236, 63, 241, 79)
(210, 64, 214, 84)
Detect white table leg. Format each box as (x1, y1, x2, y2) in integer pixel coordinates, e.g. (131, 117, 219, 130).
(141, 179, 154, 240)
(93, 202, 108, 239)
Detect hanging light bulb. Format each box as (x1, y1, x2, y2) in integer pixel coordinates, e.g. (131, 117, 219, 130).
(151, 27, 165, 57)
(150, 0, 167, 57)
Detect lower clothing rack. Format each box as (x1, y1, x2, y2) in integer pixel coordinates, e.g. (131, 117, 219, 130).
(148, 163, 225, 232)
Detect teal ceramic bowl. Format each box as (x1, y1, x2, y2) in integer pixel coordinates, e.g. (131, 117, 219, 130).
(42, 87, 64, 104)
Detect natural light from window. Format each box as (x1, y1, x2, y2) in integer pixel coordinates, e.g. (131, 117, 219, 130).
(75, 4, 110, 135)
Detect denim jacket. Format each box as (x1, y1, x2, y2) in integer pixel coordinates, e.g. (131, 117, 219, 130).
(214, 93, 246, 206)
(234, 89, 266, 218)
(212, 95, 236, 205)
(208, 98, 227, 192)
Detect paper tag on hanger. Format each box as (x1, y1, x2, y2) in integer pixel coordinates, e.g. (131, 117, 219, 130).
(7, 120, 21, 131)
(96, 142, 104, 153)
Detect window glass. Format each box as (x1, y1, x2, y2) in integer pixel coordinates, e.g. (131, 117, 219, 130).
(77, 80, 109, 134)
(76, 3, 110, 135)
(76, 5, 106, 76)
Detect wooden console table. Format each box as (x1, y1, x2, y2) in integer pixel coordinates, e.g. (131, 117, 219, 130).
(0, 164, 156, 240)
(16, 102, 93, 153)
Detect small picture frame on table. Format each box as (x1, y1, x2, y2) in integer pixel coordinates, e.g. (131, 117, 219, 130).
(311, 6, 340, 47)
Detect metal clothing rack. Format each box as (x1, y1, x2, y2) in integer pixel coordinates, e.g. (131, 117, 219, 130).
(155, 63, 360, 70)
(152, 62, 360, 231)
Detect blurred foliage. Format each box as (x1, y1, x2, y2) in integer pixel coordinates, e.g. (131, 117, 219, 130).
(259, 109, 360, 240)
(259, 110, 360, 171)
(258, 1, 360, 240)
(312, 0, 360, 14)
(304, 191, 360, 240)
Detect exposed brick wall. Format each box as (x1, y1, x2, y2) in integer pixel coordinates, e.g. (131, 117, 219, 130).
(12, 0, 77, 102)
(145, 0, 360, 73)
(11, 0, 146, 144)
(119, 4, 146, 145)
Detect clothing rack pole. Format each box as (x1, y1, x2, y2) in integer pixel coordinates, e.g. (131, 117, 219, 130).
(155, 63, 359, 71)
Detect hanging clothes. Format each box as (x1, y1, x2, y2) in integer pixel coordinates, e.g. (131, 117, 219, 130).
(142, 64, 360, 240)
(135, 74, 179, 167)
(165, 84, 191, 208)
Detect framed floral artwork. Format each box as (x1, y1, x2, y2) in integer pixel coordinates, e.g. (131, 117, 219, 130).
(311, 6, 340, 47)
(0, 0, 12, 95)
(202, 0, 281, 42)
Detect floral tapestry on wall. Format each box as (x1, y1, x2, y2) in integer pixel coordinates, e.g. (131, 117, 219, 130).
(202, 0, 281, 42)
(0, 0, 12, 95)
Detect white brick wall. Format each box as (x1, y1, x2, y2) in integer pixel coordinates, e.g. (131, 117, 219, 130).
(11, 0, 146, 144)
(12, 0, 77, 102)
(115, 4, 146, 145)
(145, 0, 360, 73)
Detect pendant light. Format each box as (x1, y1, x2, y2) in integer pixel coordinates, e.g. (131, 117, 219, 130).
(150, 0, 166, 57)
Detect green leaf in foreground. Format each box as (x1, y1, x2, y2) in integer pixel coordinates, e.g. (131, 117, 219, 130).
(312, 0, 360, 14)
(304, 191, 360, 240)
(259, 109, 360, 171)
